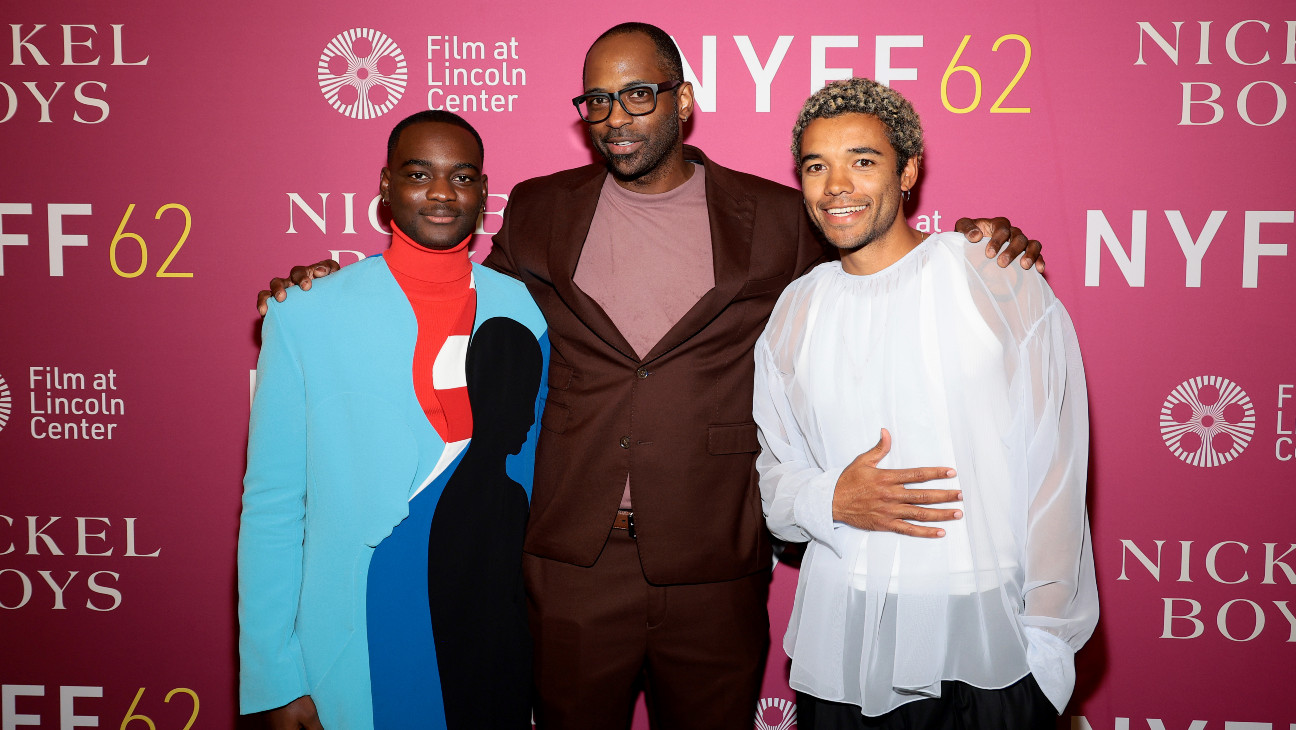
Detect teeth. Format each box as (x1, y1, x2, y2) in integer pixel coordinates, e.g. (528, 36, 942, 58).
(827, 205, 867, 216)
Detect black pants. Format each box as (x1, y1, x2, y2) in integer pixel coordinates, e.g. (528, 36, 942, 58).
(797, 675, 1057, 730)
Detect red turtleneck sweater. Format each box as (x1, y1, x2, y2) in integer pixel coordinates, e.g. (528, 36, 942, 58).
(385, 224, 476, 443)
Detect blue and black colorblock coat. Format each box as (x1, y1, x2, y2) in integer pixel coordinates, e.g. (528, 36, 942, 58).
(239, 254, 548, 729)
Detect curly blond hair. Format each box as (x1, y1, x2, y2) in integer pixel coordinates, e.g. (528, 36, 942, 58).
(791, 77, 924, 175)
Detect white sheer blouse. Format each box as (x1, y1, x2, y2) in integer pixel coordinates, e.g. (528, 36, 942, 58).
(754, 233, 1098, 716)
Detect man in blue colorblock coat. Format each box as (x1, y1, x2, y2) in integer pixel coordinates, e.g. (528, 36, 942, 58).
(239, 111, 547, 730)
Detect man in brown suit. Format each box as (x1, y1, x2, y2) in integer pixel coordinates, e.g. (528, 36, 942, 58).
(260, 21, 1043, 730)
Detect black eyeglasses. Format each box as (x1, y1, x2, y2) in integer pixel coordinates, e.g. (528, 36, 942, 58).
(572, 81, 683, 123)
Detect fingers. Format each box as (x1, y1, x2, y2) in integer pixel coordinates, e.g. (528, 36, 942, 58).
(288, 265, 313, 290)
(1022, 239, 1044, 272)
(956, 216, 1013, 260)
(873, 504, 963, 539)
(259, 259, 342, 315)
(892, 466, 957, 485)
(987, 216, 1013, 245)
(291, 260, 340, 291)
(991, 224, 1027, 269)
(904, 505, 963, 522)
(953, 216, 984, 242)
(888, 520, 952, 539)
(896, 487, 962, 504)
(999, 230, 1024, 267)
(858, 428, 892, 467)
(268, 276, 291, 301)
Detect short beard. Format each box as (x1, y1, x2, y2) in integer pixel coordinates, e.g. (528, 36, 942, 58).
(595, 112, 680, 185)
(817, 199, 901, 253)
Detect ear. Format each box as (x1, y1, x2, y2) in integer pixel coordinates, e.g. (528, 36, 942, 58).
(379, 167, 391, 200)
(676, 81, 694, 122)
(480, 174, 489, 204)
(900, 155, 920, 193)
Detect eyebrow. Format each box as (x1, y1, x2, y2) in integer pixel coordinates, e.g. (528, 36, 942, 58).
(799, 147, 883, 166)
(400, 158, 481, 173)
(583, 79, 655, 94)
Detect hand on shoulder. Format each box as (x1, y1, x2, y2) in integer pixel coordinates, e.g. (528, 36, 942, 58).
(257, 260, 342, 316)
(955, 216, 1045, 274)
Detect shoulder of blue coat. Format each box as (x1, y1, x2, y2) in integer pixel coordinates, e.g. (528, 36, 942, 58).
(473, 262, 547, 338)
(264, 254, 388, 305)
(262, 254, 403, 327)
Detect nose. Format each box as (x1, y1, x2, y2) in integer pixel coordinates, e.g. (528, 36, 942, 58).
(604, 96, 632, 129)
(426, 176, 455, 201)
(823, 165, 852, 197)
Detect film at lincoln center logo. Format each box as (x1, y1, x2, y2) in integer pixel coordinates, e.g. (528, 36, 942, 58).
(1160, 375, 1256, 467)
(0, 373, 10, 434)
(754, 697, 796, 730)
(318, 28, 408, 119)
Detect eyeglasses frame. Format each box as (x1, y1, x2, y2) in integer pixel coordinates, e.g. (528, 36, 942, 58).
(571, 80, 684, 123)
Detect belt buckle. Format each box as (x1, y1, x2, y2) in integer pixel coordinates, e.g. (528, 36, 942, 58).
(615, 509, 636, 539)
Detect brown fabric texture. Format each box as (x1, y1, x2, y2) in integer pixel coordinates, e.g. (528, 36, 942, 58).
(484, 145, 825, 585)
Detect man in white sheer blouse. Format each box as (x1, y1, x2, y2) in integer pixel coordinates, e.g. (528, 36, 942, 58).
(753, 77, 1098, 729)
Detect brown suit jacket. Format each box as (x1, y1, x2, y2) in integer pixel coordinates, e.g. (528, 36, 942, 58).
(484, 145, 824, 585)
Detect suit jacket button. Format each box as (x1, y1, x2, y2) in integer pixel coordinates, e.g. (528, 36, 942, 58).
(619, 436, 631, 449)
(635, 367, 649, 379)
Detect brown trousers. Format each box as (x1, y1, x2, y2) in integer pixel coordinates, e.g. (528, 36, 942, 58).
(525, 529, 771, 730)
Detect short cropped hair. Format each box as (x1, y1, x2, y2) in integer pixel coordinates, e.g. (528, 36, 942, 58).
(588, 22, 684, 82)
(791, 78, 924, 175)
(387, 110, 484, 162)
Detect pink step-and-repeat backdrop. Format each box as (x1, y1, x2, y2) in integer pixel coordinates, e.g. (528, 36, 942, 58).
(2, 0, 1293, 727)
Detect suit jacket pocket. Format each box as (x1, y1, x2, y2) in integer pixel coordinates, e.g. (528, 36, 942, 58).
(707, 422, 760, 455)
(548, 361, 575, 390)
(541, 400, 571, 434)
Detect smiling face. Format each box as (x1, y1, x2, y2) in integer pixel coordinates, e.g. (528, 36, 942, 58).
(582, 31, 693, 192)
(798, 113, 918, 256)
(379, 121, 486, 249)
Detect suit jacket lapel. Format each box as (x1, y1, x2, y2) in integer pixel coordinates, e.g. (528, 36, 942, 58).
(548, 165, 640, 361)
(644, 148, 754, 362)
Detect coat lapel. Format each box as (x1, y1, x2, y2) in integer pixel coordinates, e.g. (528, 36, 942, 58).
(643, 148, 754, 362)
(548, 165, 639, 361)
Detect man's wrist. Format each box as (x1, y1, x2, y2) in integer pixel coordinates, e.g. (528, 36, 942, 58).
(796, 468, 845, 550)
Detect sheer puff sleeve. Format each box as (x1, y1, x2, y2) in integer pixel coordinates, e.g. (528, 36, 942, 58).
(1016, 294, 1099, 712)
(755, 329, 845, 555)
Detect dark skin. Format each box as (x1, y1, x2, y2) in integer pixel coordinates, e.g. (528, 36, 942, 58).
(257, 121, 486, 730)
(265, 696, 321, 730)
(581, 32, 695, 193)
(255, 30, 1043, 538)
(834, 429, 961, 537)
(378, 121, 487, 250)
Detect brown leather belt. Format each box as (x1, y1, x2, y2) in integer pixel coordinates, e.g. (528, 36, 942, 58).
(612, 509, 636, 539)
